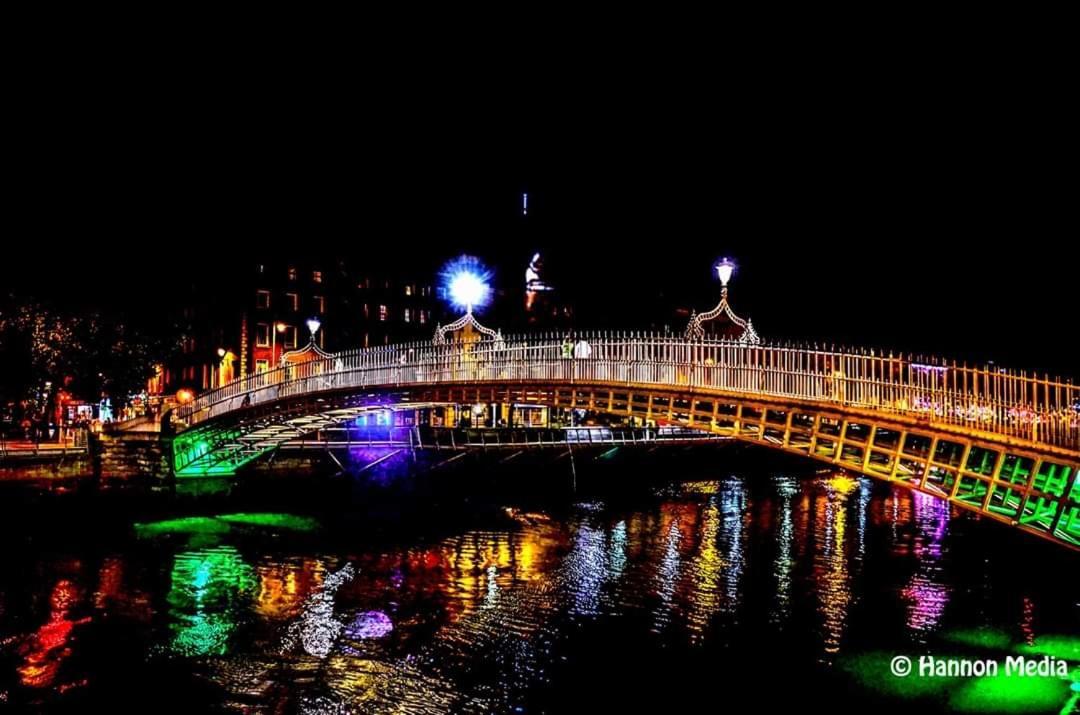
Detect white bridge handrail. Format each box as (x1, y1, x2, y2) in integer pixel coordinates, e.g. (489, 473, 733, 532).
(171, 332, 1080, 451)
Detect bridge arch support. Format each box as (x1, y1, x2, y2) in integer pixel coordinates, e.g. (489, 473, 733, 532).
(171, 377, 1080, 551)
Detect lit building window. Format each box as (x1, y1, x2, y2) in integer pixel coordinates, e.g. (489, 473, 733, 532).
(255, 323, 270, 347)
(403, 308, 412, 323)
(379, 305, 388, 322)
(363, 303, 370, 319)
(286, 293, 299, 312)
(284, 326, 298, 348)
(288, 267, 297, 281)
(419, 310, 428, 325)
(313, 295, 325, 314)
(255, 359, 269, 373)
(257, 264, 265, 274)
(313, 270, 322, 283)
(404, 284, 413, 296)
(256, 290, 271, 309)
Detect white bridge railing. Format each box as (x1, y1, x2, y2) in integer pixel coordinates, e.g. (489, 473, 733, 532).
(173, 333, 1080, 451)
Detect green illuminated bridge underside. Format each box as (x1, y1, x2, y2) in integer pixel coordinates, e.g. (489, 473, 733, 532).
(168, 333, 1080, 550)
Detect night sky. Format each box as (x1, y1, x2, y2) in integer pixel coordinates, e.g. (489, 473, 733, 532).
(4, 81, 1074, 377)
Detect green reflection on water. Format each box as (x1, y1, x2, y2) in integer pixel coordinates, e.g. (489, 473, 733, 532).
(843, 630, 1079, 714)
(942, 628, 1013, 651)
(135, 516, 231, 538)
(167, 546, 256, 656)
(217, 513, 320, 531)
(135, 513, 319, 539)
(1014, 635, 1080, 661)
(948, 672, 1069, 713)
(840, 651, 957, 698)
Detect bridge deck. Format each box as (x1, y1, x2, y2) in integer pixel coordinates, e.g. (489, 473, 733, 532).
(165, 334, 1079, 550)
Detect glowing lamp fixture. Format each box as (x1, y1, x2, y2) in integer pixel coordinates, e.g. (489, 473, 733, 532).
(275, 322, 288, 333)
(715, 257, 736, 287)
(176, 388, 195, 404)
(440, 255, 493, 313)
(449, 271, 489, 312)
(434, 255, 501, 344)
(306, 318, 321, 338)
(217, 348, 226, 358)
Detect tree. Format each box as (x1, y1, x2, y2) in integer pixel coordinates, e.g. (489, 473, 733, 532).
(0, 298, 180, 417)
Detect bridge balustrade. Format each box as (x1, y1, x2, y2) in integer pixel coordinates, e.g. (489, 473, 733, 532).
(172, 333, 1079, 451)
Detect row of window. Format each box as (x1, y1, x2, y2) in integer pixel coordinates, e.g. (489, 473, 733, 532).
(257, 265, 323, 283)
(256, 290, 325, 313)
(361, 305, 430, 324)
(357, 278, 433, 296)
(254, 292, 429, 324)
(253, 266, 433, 298)
(254, 323, 299, 349)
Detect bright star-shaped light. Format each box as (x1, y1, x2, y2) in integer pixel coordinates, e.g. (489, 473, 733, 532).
(450, 272, 488, 310)
(441, 255, 493, 312)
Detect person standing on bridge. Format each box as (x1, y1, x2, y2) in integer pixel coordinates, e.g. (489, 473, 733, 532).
(561, 335, 574, 359)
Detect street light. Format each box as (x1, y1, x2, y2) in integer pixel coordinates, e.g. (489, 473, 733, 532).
(449, 271, 489, 314)
(306, 317, 322, 341)
(271, 321, 288, 366)
(434, 255, 501, 345)
(215, 348, 235, 386)
(684, 256, 760, 344)
(715, 257, 736, 287)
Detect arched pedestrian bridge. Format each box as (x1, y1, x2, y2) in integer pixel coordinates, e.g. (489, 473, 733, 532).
(168, 333, 1080, 550)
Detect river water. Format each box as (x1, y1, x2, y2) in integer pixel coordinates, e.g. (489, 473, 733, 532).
(0, 449, 1076, 713)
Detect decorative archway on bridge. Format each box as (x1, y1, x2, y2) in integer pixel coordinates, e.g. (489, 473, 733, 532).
(685, 257, 760, 343)
(433, 311, 502, 346)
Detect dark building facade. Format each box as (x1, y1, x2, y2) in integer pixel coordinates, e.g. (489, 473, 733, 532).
(158, 259, 437, 396)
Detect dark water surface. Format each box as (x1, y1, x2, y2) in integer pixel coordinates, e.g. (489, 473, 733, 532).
(0, 450, 1077, 713)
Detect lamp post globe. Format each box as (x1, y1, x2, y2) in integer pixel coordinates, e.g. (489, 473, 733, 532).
(715, 257, 736, 287)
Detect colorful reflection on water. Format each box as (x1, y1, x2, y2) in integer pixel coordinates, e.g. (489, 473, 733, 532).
(0, 476, 1076, 712)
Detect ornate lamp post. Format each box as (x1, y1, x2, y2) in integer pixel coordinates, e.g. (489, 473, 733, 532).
(271, 321, 288, 366)
(279, 316, 332, 366)
(434, 257, 501, 344)
(306, 317, 322, 344)
(685, 257, 760, 343)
